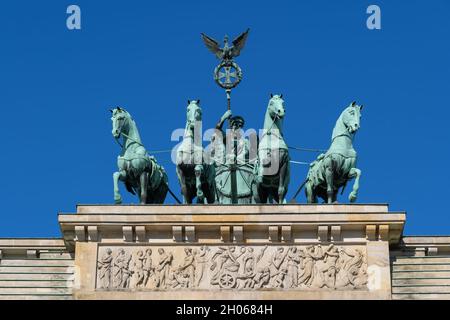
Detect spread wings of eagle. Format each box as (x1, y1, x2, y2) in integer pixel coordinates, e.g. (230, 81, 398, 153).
(201, 28, 250, 60)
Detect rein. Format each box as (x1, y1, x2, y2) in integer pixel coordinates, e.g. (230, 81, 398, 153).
(331, 132, 352, 143)
(120, 132, 145, 148)
(332, 119, 357, 143)
(112, 115, 182, 204)
(114, 129, 149, 157)
(260, 113, 280, 140)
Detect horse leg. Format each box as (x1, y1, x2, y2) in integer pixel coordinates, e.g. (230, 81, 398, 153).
(113, 170, 126, 204)
(256, 178, 268, 204)
(140, 172, 149, 204)
(156, 172, 169, 204)
(267, 191, 273, 204)
(324, 158, 334, 204)
(157, 181, 169, 204)
(194, 165, 205, 204)
(278, 181, 286, 204)
(348, 168, 361, 203)
(252, 179, 261, 204)
(176, 166, 189, 204)
(201, 165, 215, 204)
(205, 185, 215, 204)
(251, 181, 258, 204)
(305, 181, 316, 204)
(270, 189, 276, 204)
(278, 154, 289, 204)
(205, 170, 216, 204)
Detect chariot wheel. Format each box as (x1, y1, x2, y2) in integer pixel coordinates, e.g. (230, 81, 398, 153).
(219, 272, 236, 289)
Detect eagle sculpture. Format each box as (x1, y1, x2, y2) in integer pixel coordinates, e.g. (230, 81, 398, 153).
(201, 28, 250, 61)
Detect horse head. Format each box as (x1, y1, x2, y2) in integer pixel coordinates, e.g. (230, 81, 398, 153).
(110, 107, 131, 139)
(186, 100, 202, 131)
(341, 101, 363, 134)
(331, 101, 363, 141)
(268, 94, 285, 119)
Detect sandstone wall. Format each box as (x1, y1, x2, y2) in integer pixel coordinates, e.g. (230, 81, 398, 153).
(1, 207, 449, 300)
(0, 239, 74, 300)
(390, 236, 450, 300)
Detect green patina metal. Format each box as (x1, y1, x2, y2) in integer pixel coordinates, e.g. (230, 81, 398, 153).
(211, 110, 256, 204)
(175, 100, 216, 204)
(106, 30, 365, 206)
(201, 28, 249, 90)
(201, 28, 253, 204)
(305, 101, 363, 204)
(254, 94, 290, 204)
(111, 107, 168, 204)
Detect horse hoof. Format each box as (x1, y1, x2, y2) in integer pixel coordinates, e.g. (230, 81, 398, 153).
(114, 196, 122, 204)
(349, 192, 357, 202)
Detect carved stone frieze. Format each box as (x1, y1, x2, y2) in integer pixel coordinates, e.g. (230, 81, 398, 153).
(96, 245, 368, 291)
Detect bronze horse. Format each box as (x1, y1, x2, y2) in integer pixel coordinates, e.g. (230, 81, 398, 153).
(111, 107, 168, 204)
(175, 100, 216, 204)
(305, 102, 363, 204)
(254, 94, 290, 203)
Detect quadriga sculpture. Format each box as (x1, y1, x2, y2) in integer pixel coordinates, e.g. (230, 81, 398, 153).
(175, 100, 216, 203)
(254, 94, 290, 203)
(210, 110, 256, 204)
(111, 107, 168, 204)
(305, 101, 363, 204)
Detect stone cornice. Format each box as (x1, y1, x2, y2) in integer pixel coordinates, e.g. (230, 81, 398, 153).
(74, 203, 390, 214)
(58, 205, 406, 250)
(0, 238, 68, 258)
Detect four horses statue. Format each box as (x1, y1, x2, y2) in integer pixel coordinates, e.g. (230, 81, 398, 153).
(305, 101, 363, 204)
(254, 94, 290, 203)
(175, 100, 216, 204)
(111, 107, 168, 204)
(109, 99, 364, 205)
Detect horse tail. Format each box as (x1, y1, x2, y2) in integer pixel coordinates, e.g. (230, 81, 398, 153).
(158, 165, 182, 204)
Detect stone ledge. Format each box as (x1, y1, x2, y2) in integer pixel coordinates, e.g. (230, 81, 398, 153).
(401, 236, 450, 246)
(58, 213, 406, 224)
(59, 205, 406, 247)
(75, 203, 390, 214)
(73, 289, 390, 300)
(392, 236, 450, 256)
(0, 239, 66, 248)
(0, 238, 68, 257)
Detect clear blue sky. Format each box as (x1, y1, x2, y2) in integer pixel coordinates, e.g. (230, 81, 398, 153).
(0, 1, 449, 237)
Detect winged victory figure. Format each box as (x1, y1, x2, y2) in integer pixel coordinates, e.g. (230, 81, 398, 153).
(201, 28, 250, 61)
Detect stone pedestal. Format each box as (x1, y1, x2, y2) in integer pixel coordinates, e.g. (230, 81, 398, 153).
(58, 204, 405, 300)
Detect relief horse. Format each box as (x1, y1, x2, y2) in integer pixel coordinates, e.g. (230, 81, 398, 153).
(175, 100, 216, 204)
(254, 94, 290, 203)
(305, 101, 363, 204)
(111, 107, 168, 204)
